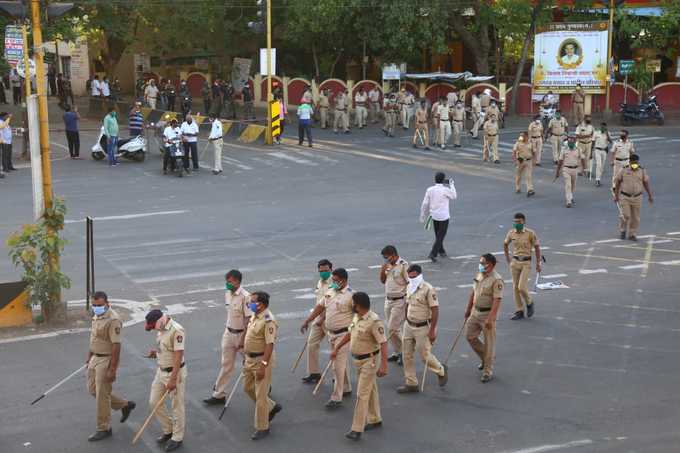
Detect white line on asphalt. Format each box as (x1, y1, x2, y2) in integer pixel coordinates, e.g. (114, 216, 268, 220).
(542, 273, 567, 278)
(346, 268, 359, 272)
(368, 264, 382, 269)
(633, 136, 663, 142)
(151, 276, 310, 298)
(667, 231, 680, 235)
(619, 264, 648, 270)
(65, 210, 188, 224)
(659, 260, 680, 265)
(97, 237, 202, 251)
(451, 254, 476, 260)
(646, 239, 672, 245)
(269, 151, 319, 166)
(641, 237, 655, 278)
(136, 269, 249, 284)
(563, 242, 587, 247)
(594, 239, 621, 244)
(578, 269, 607, 274)
(222, 155, 254, 170)
(457, 283, 474, 288)
(297, 150, 340, 163)
(636, 234, 656, 239)
(411, 259, 432, 264)
(498, 439, 593, 453)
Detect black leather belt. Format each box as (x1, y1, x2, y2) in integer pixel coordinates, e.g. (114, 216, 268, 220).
(616, 157, 629, 161)
(387, 295, 405, 301)
(487, 134, 497, 136)
(161, 362, 185, 373)
(440, 119, 450, 122)
(574, 101, 584, 104)
(92, 353, 110, 357)
(579, 141, 591, 144)
(552, 133, 565, 136)
(246, 352, 264, 358)
(475, 306, 491, 312)
(595, 147, 607, 150)
(453, 120, 463, 122)
(352, 350, 380, 360)
(565, 165, 579, 168)
(407, 319, 429, 328)
(621, 191, 642, 197)
(330, 327, 349, 335)
(228, 327, 244, 334)
(513, 255, 531, 262)
(531, 136, 541, 138)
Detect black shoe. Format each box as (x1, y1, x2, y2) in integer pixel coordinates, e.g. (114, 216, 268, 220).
(620, 231, 626, 240)
(494, 160, 500, 164)
(438, 251, 447, 258)
(120, 401, 135, 423)
(364, 421, 382, 431)
(527, 190, 535, 197)
(343, 390, 352, 398)
(535, 163, 542, 167)
(481, 373, 493, 383)
(527, 303, 534, 318)
(325, 400, 342, 409)
(165, 440, 183, 452)
(268, 403, 282, 422)
(397, 354, 403, 366)
(88, 429, 112, 442)
(302, 373, 321, 384)
(510, 311, 525, 320)
(429, 255, 437, 263)
(387, 353, 400, 362)
(345, 431, 362, 441)
(251, 429, 270, 441)
(203, 396, 226, 405)
(596, 180, 601, 187)
(566, 202, 572, 208)
(396, 385, 419, 394)
(157, 433, 173, 444)
(629, 235, 637, 242)
(477, 362, 484, 371)
(413, 144, 417, 148)
(438, 364, 448, 387)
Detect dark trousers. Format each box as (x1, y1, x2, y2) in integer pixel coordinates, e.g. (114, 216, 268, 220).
(429, 219, 449, 258)
(1, 143, 14, 171)
(204, 99, 211, 115)
(183, 142, 198, 169)
(66, 130, 80, 157)
(298, 119, 312, 145)
(12, 87, 21, 105)
(163, 147, 177, 171)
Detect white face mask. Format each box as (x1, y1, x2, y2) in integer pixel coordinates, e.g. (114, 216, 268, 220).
(407, 275, 424, 295)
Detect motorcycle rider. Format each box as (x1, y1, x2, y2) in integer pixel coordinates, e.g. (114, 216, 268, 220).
(162, 118, 183, 175)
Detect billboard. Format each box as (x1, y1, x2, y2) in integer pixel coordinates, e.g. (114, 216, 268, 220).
(533, 22, 609, 94)
(4, 25, 23, 66)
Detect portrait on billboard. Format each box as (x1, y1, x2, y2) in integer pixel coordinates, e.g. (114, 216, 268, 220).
(558, 39, 583, 69)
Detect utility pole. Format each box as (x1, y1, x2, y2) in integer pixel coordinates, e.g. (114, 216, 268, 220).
(604, 0, 615, 114)
(21, 24, 31, 99)
(265, 0, 273, 145)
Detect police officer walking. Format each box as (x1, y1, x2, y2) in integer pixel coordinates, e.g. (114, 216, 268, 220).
(301, 259, 333, 384)
(554, 135, 586, 208)
(512, 132, 536, 197)
(503, 213, 542, 320)
(547, 111, 568, 165)
(379, 245, 408, 364)
(610, 129, 635, 189)
(614, 154, 654, 241)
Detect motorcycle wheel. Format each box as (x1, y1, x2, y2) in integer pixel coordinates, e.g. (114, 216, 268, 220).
(656, 113, 664, 126)
(134, 151, 145, 162)
(92, 151, 105, 161)
(621, 115, 631, 126)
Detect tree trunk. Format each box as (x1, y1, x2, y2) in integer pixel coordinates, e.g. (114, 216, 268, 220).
(449, 12, 491, 74)
(329, 50, 343, 79)
(44, 300, 67, 324)
(494, 26, 501, 82)
(312, 42, 320, 80)
(509, 0, 545, 115)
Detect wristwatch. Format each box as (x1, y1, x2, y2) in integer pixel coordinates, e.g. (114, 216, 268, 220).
(261, 360, 268, 367)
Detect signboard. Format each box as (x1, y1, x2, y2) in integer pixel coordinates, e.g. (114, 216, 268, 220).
(646, 59, 661, 73)
(4, 25, 23, 66)
(259, 48, 276, 76)
(133, 53, 151, 74)
(533, 22, 609, 94)
(17, 58, 36, 78)
(382, 64, 401, 80)
(232, 57, 251, 91)
(619, 59, 634, 75)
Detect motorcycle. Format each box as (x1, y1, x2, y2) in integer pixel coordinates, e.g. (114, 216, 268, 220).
(163, 137, 187, 177)
(91, 126, 147, 162)
(620, 95, 664, 125)
(540, 104, 556, 139)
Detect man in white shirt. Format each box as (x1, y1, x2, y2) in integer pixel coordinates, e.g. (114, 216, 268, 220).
(368, 86, 381, 123)
(208, 115, 224, 175)
(354, 88, 368, 129)
(91, 75, 101, 97)
(180, 114, 199, 172)
(145, 80, 160, 109)
(446, 90, 458, 108)
(420, 172, 458, 262)
(101, 77, 111, 98)
(162, 118, 182, 174)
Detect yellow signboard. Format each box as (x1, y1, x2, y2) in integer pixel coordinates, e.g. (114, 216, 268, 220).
(270, 100, 281, 137)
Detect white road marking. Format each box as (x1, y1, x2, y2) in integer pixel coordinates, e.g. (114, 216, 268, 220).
(297, 150, 339, 163)
(636, 234, 656, 239)
(660, 260, 680, 265)
(578, 269, 607, 274)
(667, 231, 680, 235)
(222, 155, 254, 170)
(594, 239, 620, 244)
(269, 151, 319, 166)
(457, 283, 474, 288)
(368, 264, 382, 269)
(542, 273, 567, 279)
(632, 136, 663, 142)
(97, 237, 203, 251)
(498, 439, 593, 453)
(563, 242, 587, 247)
(646, 239, 672, 245)
(452, 254, 476, 260)
(619, 264, 648, 270)
(150, 276, 310, 298)
(641, 236, 655, 278)
(411, 259, 432, 264)
(135, 269, 250, 284)
(65, 210, 187, 224)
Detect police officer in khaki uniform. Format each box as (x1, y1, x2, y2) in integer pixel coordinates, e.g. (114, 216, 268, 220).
(528, 115, 544, 165)
(301, 268, 353, 408)
(354, 88, 368, 128)
(301, 259, 333, 384)
(413, 100, 430, 149)
(368, 86, 381, 123)
(204, 270, 252, 405)
(571, 83, 586, 124)
(333, 91, 350, 134)
(547, 111, 568, 164)
(554, 135, 586, 208)
(451, 100, 465, 147)
(503, 213, 542, 320)
(330, 292, 388, 441)
(242, 291, 282, 440)
(145, 309, 186, 452)
(382, 94, 397, 137)
(430, 97, 442, 146)
(575, 115, 595, 177)
(318, 89, 330, 129)
(609, 129, 635, 188)
(593, 122, 612, 187)
(464, 253, 504, 383)
(614, 154, 654, 241)
(486, 100, 500, 123)
(86, 291, 135, 442)
(397, 265, 448, 393)
(483, 115, 500, 163)
(402, 90, 415, 129)
(512, 132, 535, 197)
(470, 92, 482, 138)
(379, 245, 408, 363)
(437, 99, 452, 149)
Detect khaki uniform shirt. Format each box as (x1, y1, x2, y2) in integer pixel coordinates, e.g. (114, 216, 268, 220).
(437, 104, 450, 121)
(385, 258, 409, 298)
(415, 107, 428, 126)
(513, 141, 533, 160)
(612, 140, 635, 160)
(484, 121, 499, 136)
(452, 106, 465, 122)
(318, 94, 329, 108)
(548, 117, 568, 136)
(335, 94, 348, 110)
(406, 281, 438, 323)
(319, 286, 354, 332)
(576, 123, 594, 143)
(404, 93, 415, 106)
(349, 311, 386, 355)
(156, 319, 185, 368)
(560, 145, 581, 166)
(368, 89, 380, 103)
(473, 271, 504, 311)
(471, 96, 481, 113)
(90, 308, 122, 355)
(528, 121, 543, 138)
(480, 93, 491, 109)
(615, 167, 649, 195)
(487, 104, 500, 119)
(593, 130, 610, 149)
(573, 89, 585, 103)
(313, 278, 331, 325)
(355, 92, 367, 106)
(446, 91, 458, 106)
(225, 286, 253, 331)
(504, 228, 539, 257)
(244, 309, 278, 354)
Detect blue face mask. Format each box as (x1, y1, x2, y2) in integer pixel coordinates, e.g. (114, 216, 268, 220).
(248, 302, 258, 313)
(478, 263, 486, 273)
(92, 305, 107, 316)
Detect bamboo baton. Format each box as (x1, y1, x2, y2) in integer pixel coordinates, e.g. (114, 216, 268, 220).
(218, 371, 244, 421)
(444, 319, 468, 366)
(132, 389, 169, 445)
(312, 360, 334, 396)
(30, 364, 87, 405)
(290, 341, 308, 374)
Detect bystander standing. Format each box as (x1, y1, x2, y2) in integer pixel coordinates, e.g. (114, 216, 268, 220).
(63, 105, 81, 159)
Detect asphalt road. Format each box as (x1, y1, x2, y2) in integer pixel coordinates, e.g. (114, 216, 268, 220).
(1, 112, 679, 453)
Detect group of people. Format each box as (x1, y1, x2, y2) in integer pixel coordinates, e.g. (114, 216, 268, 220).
(90, 75, 121, 102)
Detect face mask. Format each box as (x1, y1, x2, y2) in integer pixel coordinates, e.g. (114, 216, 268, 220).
(513, 223, 524, 231)
(225, 282, 235, 291)
(630, 163, 639, 170)
(478, 263, 486, 273)
(92, 305, 107, 316)
(319, 271, 331, 280)
(568, 142, 576, 149)
(600, 128, 606, 132)
(248, 302, 258, 313)
(111, 112, 117, 119)
(407, 274, 424, 294)
(555, 114, 561, 119)
(187, 119, 193, 124)
(329, 282, 340, 290)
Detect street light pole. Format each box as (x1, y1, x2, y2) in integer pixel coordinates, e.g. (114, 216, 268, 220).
(265, 0, 273, 145)
(21, 24, 31, 99)
(604, 0, 615, 114)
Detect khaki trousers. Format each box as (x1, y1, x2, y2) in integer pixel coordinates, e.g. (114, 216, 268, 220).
(515, 160, 534, 192)
(611, 159, 628, 188)
(563, 167, 578, 203)
(465, 311, 496, 375)
(351, 356, 382, 432)
(573, 102, 585, 124)
(530, 137, 543, 163)
(370, 102, 380, 123)
(594, 149, 607, 181)
(471, 112, 481, 138)
(550, 135, 563, 162)
(148, 98, 157, 110)
(355, 106, 367, 128)
(510, 260, 532, 311)
(439, 120, 452, 146)
(401, 105, 413, 129)
(329, 333, 352, 401)
(402, 322, 444, 386)
(243, 355, 276, 431)
(431, 122, 440, 145)
(319, 107, 329, 128)
(483, 135, 499, 161)
(413, 125, 429, 146)
(212, 138, 223, 172)
(149, 367, 187, 442)
(334, 110, 349, 132)
(306, 322, 325, 375)
(578, 142, 592, 173)
(452, 120, 463, 146)
(384, 298, 405, 353)
(87, 355, 128, 431)
(619, 195, 642, 236)
(212, 328, 243, 398)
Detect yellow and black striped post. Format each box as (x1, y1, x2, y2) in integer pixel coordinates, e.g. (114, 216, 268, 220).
(271, 99, 281, 138)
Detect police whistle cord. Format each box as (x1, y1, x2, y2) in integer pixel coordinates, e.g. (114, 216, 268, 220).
(444, 320, 468, 366)
(30, 364, 87, 405)
(290, 340, 308, 374)
(218, 371, 244, 421)
(312, 360, 334, 396)
(132, 390, 169, 445)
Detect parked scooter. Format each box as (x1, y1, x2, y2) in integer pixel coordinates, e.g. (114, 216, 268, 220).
(91, 126, 147, 162)
(540, 104, 556, 139)
(620, 95, 664, 125)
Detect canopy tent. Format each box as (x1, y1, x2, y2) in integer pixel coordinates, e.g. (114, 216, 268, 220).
(402, 71, 494, 83)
